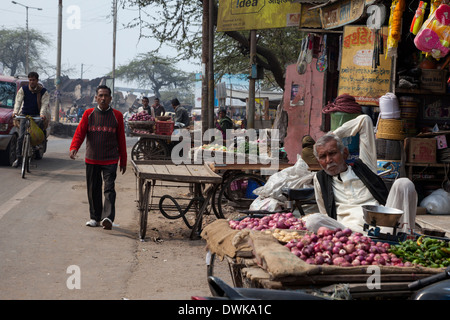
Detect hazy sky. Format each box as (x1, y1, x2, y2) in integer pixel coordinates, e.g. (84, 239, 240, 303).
(0, 0, 200, 87)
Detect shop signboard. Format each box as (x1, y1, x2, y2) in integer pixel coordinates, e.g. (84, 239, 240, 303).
(320, 0, 365, 30)
(217, 0, 301, 32)
(338, 25, 391, 106)
(299, 3, 321, 29)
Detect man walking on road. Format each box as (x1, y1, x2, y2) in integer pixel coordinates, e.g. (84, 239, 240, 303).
(69, 85, 127, 230)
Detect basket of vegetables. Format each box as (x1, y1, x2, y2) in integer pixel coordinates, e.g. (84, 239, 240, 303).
(128, 111, 155, 131)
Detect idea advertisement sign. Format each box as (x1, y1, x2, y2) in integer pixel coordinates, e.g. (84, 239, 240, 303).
(217, 0, 301, 32)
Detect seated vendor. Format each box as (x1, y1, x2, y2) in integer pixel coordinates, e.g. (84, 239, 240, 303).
(312, 114, 417, 234)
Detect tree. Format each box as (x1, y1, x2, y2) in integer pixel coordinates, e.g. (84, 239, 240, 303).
(123, 0, 304, 90)
(0, 28, 51, 76)
(113, 52, 194, 98)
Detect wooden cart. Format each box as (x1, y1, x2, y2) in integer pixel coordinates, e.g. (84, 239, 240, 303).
(128, 119, 183, 161)
(132, 159, 223, 240)
(130, 132, 175, 161)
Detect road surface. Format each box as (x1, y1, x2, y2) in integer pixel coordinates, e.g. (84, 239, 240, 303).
(0, 135, 230, 300)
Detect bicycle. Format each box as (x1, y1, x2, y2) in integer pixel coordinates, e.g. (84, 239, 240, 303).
(14, 115, 43, 179)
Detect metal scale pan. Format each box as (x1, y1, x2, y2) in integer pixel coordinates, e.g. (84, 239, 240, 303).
(362, 205, 407, 243)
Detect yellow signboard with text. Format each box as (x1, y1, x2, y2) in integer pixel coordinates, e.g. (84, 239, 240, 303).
(338, 26, 392, 106)
(217, 0, 302, 32)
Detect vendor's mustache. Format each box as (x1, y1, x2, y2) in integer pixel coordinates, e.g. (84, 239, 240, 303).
(326, 163, 338, 170)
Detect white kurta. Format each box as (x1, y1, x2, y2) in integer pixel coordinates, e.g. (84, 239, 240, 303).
(313, 115, 417, 233)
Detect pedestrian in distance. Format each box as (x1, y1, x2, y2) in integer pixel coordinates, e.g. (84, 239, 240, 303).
(141, 96, 155, 118)
(172, 98, 190, 128)
(69, 85, 127, 230)
(215, 108, 233, 140)
(152, 97, 166, 117)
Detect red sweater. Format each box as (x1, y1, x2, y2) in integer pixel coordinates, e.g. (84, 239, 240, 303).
(70, 107, 127, 167)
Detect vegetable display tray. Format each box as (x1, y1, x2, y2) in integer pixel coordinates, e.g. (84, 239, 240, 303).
(128, 120, 155, 129)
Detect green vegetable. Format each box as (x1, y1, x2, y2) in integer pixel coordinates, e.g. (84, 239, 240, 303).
(389, 236, 450, 268)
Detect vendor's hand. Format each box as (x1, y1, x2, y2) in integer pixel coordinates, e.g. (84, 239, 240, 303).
(120, 166, 127, 174)
(69, 149, 78, 159)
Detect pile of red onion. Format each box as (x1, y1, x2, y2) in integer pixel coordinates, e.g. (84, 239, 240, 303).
(228, 212, 307, 231)
(285, 227, 410, 267)
(129, 111, 155, 121)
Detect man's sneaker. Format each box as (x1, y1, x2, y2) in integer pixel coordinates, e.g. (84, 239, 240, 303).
(86, 219, 99, 227)
(101, 218, 113, 230)
(12, 158, 22, 168)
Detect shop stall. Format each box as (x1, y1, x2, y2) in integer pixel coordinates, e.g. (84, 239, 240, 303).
(284, 0, 450, 211)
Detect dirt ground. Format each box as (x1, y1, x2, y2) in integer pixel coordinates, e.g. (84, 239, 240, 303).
(119, 177, 234, 300)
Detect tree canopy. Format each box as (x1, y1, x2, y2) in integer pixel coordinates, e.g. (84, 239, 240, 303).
(113, 52, 194, 99)
(123, 0, 304, 91)
(0, 27, 51, 76)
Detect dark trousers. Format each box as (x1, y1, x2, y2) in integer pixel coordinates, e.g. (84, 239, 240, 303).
(86, 163, 118, 222)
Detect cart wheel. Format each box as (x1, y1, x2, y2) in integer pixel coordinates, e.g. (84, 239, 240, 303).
(216, 173, 266, 220)
(139, 181, 151, 239)
(132, 138, 169, 161)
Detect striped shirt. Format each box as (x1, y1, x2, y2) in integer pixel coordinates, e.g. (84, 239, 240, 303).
(70, 107, 127, 167)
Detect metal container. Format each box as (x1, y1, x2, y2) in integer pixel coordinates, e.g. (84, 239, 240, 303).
(362, 205, 403, 227)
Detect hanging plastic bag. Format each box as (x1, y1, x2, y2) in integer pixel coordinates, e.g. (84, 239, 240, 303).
(29, 116, 44, 146)
(414, 4, 450, 59)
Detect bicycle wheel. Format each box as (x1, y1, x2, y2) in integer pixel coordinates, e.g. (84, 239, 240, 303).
(210, 170, 239, 218)
(210, 183, 222, 219)
(139, 181, 151, 240)
(216, 173, 266, 219)
(21, 134, 31, 179)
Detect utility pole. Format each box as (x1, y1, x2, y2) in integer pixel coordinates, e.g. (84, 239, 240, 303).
(55, 0, 62, 123)
(207, 0, 214, 130)
(247, 30, 256, 129)
(11, 1, 42, 74)
(111, 0, 117, 107)
(201, 0, 209, 134)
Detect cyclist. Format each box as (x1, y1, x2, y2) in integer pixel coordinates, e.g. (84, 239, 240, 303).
(12, 71, 50, 168)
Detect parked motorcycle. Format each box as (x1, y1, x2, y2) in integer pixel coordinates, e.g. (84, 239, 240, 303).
(194, 266, 450, 300)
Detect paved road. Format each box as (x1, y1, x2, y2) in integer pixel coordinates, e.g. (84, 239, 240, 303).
(0, 137, 138, 299)
(0, 136, 231, 300)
